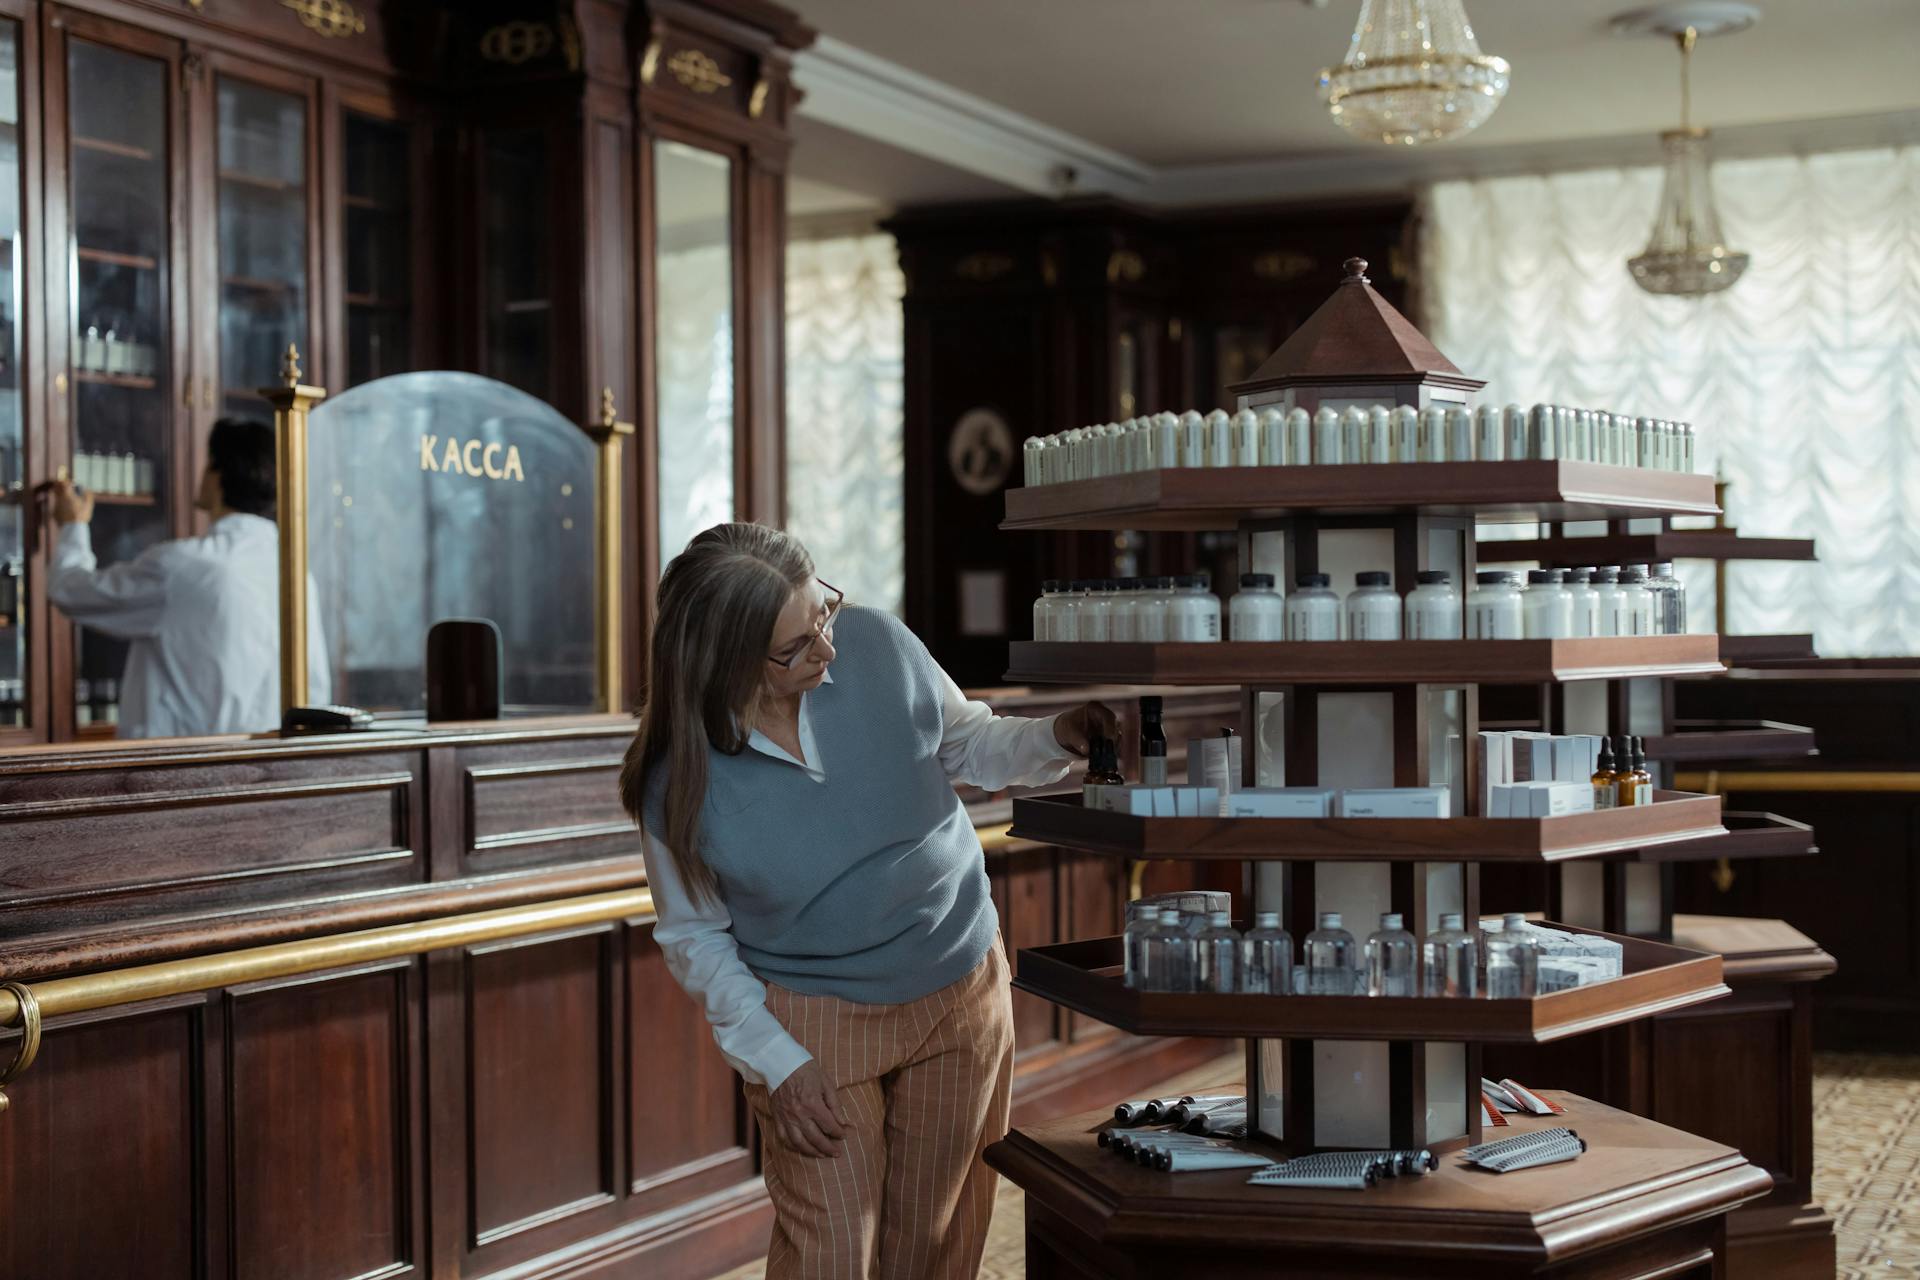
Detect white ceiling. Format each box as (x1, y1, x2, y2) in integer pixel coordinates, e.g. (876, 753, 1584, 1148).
(783, 0, 1920, 215)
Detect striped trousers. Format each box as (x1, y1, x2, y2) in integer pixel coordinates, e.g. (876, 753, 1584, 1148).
(743, 936, 1015, 1280)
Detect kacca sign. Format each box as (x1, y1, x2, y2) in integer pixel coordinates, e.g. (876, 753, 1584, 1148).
(419, 434, 526, 482)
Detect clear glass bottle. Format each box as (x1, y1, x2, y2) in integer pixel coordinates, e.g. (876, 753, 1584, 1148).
(1054, 580, 1085, 642)
(1617, 566, 1655, 636)
(1484, 913, 1539, 998)
(1167, 573, 1222, 642)
(1564, 568, 1601, 637)
(1365, 912, 1417, 996)
(1422, 912, 1478, 997)
(1345, 570, 1401, 640)
(1140, 907, 1193, 993)
(1193, 911, 1242, 993)
(1592, 567, 1626, 637)
(1304, 911, 1357, 995)
(1242, 911, 1293, 996)
(1135, 576, 1173, 643)
(1229, 572, 1285, 641)
(1034, 579, 1064, 641)
(1404, 569, 1462, 639)
(1467, 570, 1524, 639)
(1648, 561, 1686, 635)
(1285, 573, 1341, 641)
(1079, 579, 1115, 642)
(1123, 901, 1160, 990)
(1522, 568, 1574, 639)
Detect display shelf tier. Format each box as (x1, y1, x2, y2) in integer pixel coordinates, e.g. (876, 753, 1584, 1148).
(1718, 633, 1817, 664)
(1009, 791, 1726, 863)
(1005, 636, 1724, 686)
(1476, 530, 1817, 565)
(1012, 924, 1726, 1043)
(1643, 718, 1815, 762)
(1001, 461, 1718, 532)
(1631, 811, 1814, 864)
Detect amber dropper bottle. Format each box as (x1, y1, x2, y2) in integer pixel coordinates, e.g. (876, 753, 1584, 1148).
(1591, 738, 1619, 810)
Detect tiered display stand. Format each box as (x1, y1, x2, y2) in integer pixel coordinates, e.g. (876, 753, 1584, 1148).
(982, 261, 1774, 1277)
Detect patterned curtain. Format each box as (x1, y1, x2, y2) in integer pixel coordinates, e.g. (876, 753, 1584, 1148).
(785, 232, 906, 616)
(1421, 147, 1920, 655)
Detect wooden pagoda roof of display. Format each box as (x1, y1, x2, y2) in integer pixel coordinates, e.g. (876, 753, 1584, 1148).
(1228, 256, 1487, 394)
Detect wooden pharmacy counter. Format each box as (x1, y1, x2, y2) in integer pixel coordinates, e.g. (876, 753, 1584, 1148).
(0, 687, 1235, 1280)
(989, 1089, 1772, 1278)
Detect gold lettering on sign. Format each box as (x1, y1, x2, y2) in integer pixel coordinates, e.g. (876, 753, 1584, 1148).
(667, 48, 731, 94)
(281, 0, 365, 39)
(1252, 250, 1315, 283)
(479, 21, 553, 65)
(419, 436, 525, 482)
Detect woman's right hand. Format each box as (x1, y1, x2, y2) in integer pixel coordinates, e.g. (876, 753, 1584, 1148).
(769, 1060, 847, 1158)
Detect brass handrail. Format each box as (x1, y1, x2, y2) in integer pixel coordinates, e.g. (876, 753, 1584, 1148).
(0, 888, 653, 1106)
(1676, 769, 1920, 795)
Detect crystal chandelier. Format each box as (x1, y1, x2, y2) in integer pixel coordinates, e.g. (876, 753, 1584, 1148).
(1627, 25, 1750, 295)
(1317, 0, 1511, 146)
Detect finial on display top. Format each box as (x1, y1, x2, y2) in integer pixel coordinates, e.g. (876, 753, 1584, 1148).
(1343, 257, 1370, 284)
(281, 342, 302, 388)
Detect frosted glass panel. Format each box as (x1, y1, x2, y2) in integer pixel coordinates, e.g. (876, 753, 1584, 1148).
(654, 140, 734, 569)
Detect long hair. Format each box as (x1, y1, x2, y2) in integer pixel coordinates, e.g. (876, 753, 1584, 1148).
(620, 523, 815, 906)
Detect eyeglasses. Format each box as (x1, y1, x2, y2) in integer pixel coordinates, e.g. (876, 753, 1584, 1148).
(769, 580, 844, 670)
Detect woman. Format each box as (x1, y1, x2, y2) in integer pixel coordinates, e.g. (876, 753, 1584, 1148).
(621, 523, 1112, 1279)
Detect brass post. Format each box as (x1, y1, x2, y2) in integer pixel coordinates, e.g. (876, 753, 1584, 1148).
(258, 344, 328, 715)
(588, 388, 635, 716)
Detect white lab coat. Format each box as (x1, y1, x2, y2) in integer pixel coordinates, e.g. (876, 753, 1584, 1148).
(48, 513, 332, 738)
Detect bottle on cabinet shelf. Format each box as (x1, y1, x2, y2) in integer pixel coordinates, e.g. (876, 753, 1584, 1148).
(1122, 901, 1160, 990)
(1193, 912, 1241, 994)
(1345, 571, 1401, 640)
(1140, 908, 1194, 993)
(1229, 573, 1284, 641)
(1078, 580, 1114, 642)
(1591, 738, 1620, 811)
(1136, 577, 1174, 642)
(1617, 566, 1655, 636)
(1167, 574, 1220, 641)
(1467, 570, 1524, 639)
(1648, 562, 1686, 634)
(1034, 580, 1064, 640)
(1285, 573, 1340, 641)
(1242, 912, 1293, 996)
(1522, 569, 1573, 639)
(1623, 736, 1653, 806)
(1484, 915, 1540, 998)
(1404, 570, 1462, 639)
(1139, 695, 1168, 786)
(1422, 912, 1478, 997)
(1365, 913, 1417, 997)
(1592, 567, 1626, 636)
(1564, 568, 1600, 637)
(1304, 911, 1357, 995)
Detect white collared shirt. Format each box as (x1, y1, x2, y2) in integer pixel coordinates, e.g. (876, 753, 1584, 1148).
(643, 663, 1072, 1091)
(48, 514, 333, 738)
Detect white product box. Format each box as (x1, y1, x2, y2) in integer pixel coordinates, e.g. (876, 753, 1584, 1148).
(1228, 787, 1336, 818)
(1337, 786, 1452, 819)
(1477, 730, 1512, 814)
(1509, 732, 1555, 784)
(1145, 786, 1177, 817)
(1172, 787, 1221, 817)
(1098, 785, 1157, 816)
(1525, 780, 1593, 818)
(1550, 735, 1604, 784)
(1187, 734, 1243, 813)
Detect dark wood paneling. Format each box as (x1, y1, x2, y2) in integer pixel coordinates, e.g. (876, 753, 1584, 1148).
(626, 919, 756, 1216)
(0, 1002, 200, 1280)
(1651, 998, 1789, 1186)
(227, 962, 415, 1280)
(992, 843, 1063, 1056)
(460, 743, 633, 871)
(467, 928, 613, 1250)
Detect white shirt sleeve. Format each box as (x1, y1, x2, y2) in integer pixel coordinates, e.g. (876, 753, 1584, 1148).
(46, 523, 170, 640)
(642, 830, 812, 1092)
(936, 666, 1077, 791)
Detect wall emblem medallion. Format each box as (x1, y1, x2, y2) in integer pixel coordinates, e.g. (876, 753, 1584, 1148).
(948, 408, 1015, 497)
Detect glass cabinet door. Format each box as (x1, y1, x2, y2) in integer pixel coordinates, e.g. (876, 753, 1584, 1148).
(652, 139, 735, 569)
(482, 129, 552, 402)
(216, 77, 307, 418)
(65, 38, 175, 731)
(342, 111, 411, 387)
(0, 22, 24, 731)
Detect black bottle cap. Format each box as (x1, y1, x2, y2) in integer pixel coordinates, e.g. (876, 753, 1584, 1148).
(1527, 569, 1555, 584)
(1240, 572, 1276, 588)
(1043, 579, 1063, 592)
(1415, 570, 1451, 585)
(1139, 694, 1163, 719)
(1356, 570, 1390, 587)
(1296, 572, 1331, 588)
(1476, 570, 1516, 584)
(1619, 566, 1647, 583)
(1068, 579, 1089, 591)
(1567, 568, 1593, 582)
(1175, 574, 1204, 588)
(1594, 567, 1620, 582)
(1595, 738, 1615, 769)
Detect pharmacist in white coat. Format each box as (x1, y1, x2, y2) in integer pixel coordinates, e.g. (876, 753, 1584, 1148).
(44, 417, 330, 738)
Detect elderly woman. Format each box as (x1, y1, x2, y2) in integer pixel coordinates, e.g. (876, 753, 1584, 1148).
(621, 523, 1112, 1279)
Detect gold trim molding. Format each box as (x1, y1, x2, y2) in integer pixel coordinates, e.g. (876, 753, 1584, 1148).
(1675, 769, 1920, 794)
(639, 38, 662, 86)
(479, 21, 554, 66)
(260, 345, 327, 714)
(667, 48, 731, 94)
(281, 0, 365, 39)
(1106, 249, 1145, 284)
(748, 78, 771, 119)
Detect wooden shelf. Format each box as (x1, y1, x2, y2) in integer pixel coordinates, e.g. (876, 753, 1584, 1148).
(221, 274, 296, 293)
(1012, 923, 1727, 1043)
(72, 135, 155, 162)
(1643, 719, 1815, 761)
(1005, 636, 1725, 686)
(1001, 461, 1719, 532)
(90, 492, 158, 507)
(1631, 811, 1814, 864)
(76, 246, 158, 270)
(345, 292, 406, 308)
(73, 371, 157, 390)
(217, 168, 299, 193)
(1718, 633, 1817, 664)
(1477, 529, 1818, 565)
(1009, 791, 1727, 864)
(343, 193, 401, 212)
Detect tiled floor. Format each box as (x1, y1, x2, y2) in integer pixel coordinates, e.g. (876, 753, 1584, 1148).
(719, 1052, 1920, 1279)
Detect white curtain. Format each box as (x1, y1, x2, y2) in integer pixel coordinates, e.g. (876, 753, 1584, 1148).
(785, 232, 906, 616)
(1422, 146, 1920, 656)
(655, 243, 736, 570)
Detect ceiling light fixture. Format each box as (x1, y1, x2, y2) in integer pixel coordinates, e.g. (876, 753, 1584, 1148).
(1616, 2, 1759, 296)
(1317, 0, 1510, 146)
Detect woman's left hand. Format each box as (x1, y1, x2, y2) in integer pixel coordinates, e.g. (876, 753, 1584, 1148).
(1053, 701, 1119, 757)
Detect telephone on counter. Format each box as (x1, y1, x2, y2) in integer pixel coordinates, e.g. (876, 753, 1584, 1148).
(281, 704, 375, 735)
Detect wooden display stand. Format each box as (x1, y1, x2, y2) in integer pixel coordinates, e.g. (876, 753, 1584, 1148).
(985, 261, 1771, 1275)
(1476, 505, 1837, 1277)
